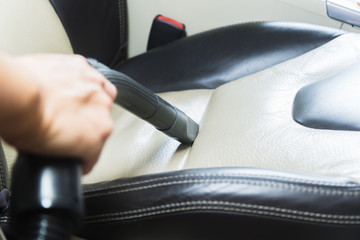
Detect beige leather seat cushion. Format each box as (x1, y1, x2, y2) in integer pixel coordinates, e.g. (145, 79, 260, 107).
(83, 33, 360, 184)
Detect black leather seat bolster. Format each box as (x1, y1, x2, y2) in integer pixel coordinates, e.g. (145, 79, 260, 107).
(50, 0, 128, 67)
(79, 168, 360, 240)
(293, 63, 360, 131)
(115, 22, 344, 93)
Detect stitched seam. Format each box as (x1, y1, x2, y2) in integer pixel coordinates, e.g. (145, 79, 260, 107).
(85, 201, 360, 225)
(0, 216, 10, 223)
(118, 0, 125, 46)
(85, 179, 360, 198)
(84, 173, 358, 193)
(86, 207, 360, 225)
(118, 0, 122, 44)
(86, 201, 360, 220)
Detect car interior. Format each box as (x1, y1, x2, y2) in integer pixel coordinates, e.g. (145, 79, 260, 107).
(1, 0, 360, 239)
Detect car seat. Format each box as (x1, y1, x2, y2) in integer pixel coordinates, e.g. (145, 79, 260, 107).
(1, 0, 360, 239)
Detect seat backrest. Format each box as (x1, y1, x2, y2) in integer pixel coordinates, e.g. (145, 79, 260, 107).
(0, 0, 128, 63)
(0, 0, 73, 55)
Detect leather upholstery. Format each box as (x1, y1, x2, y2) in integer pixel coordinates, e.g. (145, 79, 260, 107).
(0, 0, 72, 55)
(0, 2, 357, 237)
(81, 168, 360, 240)
(115, 22, 344, 92)
(84, 33, 360, 184)
(79, 32, 360, 239)
(293, 63, 360, 131)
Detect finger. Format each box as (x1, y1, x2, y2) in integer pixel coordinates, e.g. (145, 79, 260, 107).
(82, 145, 103, 175)
(85, 68, 117, 101)
(85, 69, 108, 86)
(103, 80, 117, 100)
(85, 64, 117, 100)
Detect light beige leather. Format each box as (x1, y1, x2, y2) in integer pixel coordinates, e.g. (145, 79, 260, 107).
(0, 0, 73, 55)
(83, 89, 213, 182)
(83, 33, 360, 184)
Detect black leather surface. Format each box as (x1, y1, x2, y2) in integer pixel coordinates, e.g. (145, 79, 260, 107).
(293, 63, 360, 131)
(79, 168, 360, 240)
(49, 0, 127, 67)
(79, 213, 360, 240)
(115, 22, 344, 92)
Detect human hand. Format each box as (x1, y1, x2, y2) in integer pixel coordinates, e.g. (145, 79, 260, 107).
(1, 54, 116, 174)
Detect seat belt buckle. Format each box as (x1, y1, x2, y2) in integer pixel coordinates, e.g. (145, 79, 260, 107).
(147, 15, 186, 51)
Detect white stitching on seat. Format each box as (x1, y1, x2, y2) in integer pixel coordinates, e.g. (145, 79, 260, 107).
(87, 200, 360, 219)
(84, 178, 360, 198)
(84, 173, 358, 193)
(84, 200, 360, 225)
(0, 216, 10, 223)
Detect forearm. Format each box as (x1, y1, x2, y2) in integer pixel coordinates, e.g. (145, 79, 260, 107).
(0, 52, 41, 143)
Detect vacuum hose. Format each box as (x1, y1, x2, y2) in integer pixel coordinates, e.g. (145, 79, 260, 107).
(87, 58, 199, 144)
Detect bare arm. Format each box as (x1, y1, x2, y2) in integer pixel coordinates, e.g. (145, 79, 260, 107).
(0, 52, 117, 174)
